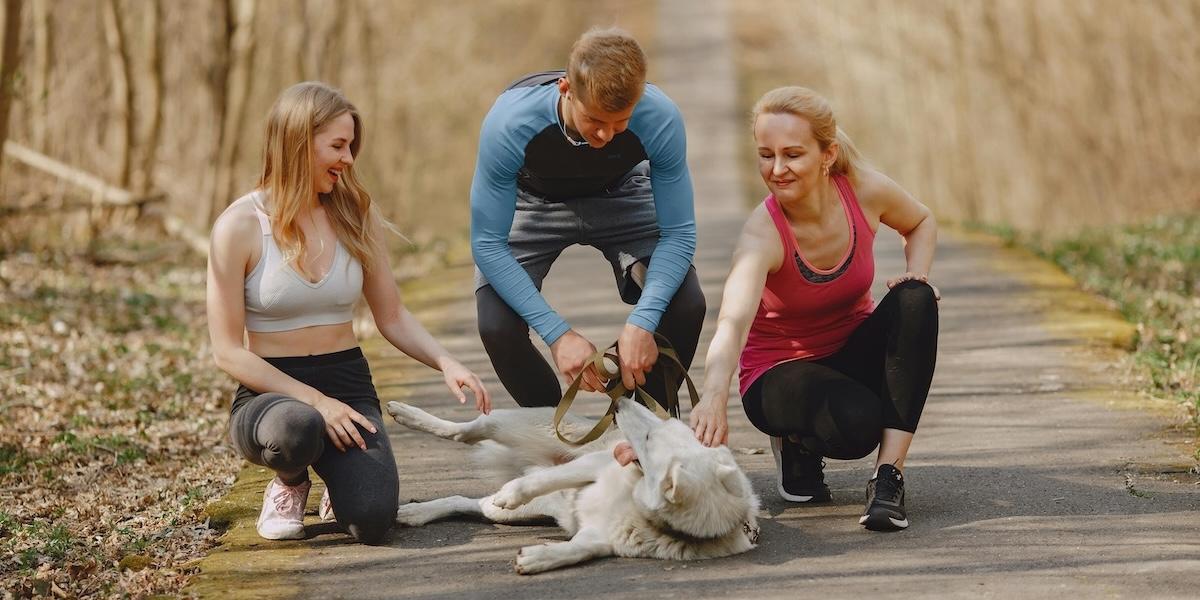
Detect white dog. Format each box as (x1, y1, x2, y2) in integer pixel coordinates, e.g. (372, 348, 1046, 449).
(387, 398, 761, 574)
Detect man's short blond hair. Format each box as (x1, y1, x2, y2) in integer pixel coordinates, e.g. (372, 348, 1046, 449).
(567, 27, 647, 112)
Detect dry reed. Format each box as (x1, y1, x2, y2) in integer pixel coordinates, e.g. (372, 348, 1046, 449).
(734, 0, 1200, 235)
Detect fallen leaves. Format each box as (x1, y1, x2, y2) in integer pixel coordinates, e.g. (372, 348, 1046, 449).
(0, 246, 240, 598)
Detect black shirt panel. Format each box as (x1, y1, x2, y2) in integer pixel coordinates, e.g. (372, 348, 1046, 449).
(518, 125, 649, 199)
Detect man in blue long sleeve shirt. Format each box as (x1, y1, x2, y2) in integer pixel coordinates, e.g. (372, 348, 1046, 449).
(471, 28, 705, 407)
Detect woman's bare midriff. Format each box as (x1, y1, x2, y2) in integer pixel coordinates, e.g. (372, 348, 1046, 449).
(248, 322, 359, 358)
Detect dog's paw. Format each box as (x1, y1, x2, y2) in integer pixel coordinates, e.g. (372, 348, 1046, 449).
(514, 544, 553, 575)
(491, 481, 531, 510)
(395, 502, 431, 527)
(386, 401, 422, 428)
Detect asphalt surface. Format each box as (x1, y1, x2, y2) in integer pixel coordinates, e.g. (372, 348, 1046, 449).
(192, 1, 1200, 598)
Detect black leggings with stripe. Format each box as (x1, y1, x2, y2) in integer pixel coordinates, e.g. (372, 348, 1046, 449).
(741, 280, 939, 460)
(228, 347, 398, 545)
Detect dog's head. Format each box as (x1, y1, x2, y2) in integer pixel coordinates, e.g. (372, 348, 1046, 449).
(615, 398, 760, 541)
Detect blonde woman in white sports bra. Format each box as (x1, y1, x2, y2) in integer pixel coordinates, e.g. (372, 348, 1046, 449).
(206, 81, 491, 544)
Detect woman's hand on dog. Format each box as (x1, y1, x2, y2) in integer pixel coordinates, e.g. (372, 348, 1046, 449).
(613, 441, 638, 466)
(312, 395, 376, 452)
(439, 356, 492, 414)
(690, 398, 729, 447)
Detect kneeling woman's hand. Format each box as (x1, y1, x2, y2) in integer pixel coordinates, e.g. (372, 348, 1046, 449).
(438, 357, 491, 414)
(313, 395, 377, 452)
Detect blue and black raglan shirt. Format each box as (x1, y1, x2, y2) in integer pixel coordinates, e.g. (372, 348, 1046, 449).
(470, 70, 696, 346)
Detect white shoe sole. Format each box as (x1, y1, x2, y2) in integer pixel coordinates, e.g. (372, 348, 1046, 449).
(770, 436, 826, 503)
(859, 512, 909, 530)
(256, 523, 306, 540)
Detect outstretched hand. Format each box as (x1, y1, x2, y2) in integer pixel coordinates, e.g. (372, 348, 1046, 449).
(690, 397, 729, 447)
(439, 357, 491, 414)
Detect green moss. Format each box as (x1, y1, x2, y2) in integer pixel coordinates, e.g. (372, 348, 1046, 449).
(118, 554, 153, 572)
(186, 464, 306, 599)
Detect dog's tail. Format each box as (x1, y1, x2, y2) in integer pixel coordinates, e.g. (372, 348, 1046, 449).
(472, 441, 548, 482)
(470, 412, 619, 482)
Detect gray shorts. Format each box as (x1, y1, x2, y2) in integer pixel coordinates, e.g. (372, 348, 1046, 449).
(474, 161, 659, 304)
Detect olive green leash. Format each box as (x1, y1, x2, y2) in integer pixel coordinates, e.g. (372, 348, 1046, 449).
(552, 333, 698, 445)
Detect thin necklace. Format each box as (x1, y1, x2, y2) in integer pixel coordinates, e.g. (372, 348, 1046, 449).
(557, 97, 588, 147)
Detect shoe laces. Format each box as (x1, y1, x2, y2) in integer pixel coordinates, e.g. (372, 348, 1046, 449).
(873, 465, 903, 503)
(270, 481, 308, 515)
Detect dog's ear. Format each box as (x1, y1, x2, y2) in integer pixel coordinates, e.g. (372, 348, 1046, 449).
(662, 462, 685, 504)
(717, 464, 746, 497)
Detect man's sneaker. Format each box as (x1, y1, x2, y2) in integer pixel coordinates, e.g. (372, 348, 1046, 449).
(769, 436, 832, 503)
(318, 487, 335, 521)
(256, 478, 310, 540)
(859, 463, 908, 531)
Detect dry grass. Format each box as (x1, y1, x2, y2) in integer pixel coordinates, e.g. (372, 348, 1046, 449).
(733, 0, 1200, 235)
(0, 2, 653, 596)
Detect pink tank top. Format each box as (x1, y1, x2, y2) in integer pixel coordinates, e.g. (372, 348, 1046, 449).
(738, 174, 876, 394)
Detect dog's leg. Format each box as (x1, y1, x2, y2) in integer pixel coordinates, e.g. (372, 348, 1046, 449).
(480, 491, 573, 527)
(386, 401, 493, 444)
(515, 526, 613, 575)
(397, 493, 572, 527)
(395, 496, 481, 526)
(491, 450, 612, 510)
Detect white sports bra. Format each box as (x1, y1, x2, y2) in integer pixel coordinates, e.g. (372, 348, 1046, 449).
(242, 192, 364, 332)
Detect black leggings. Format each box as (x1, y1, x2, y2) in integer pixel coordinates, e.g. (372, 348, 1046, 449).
(228, 347, 398, 545)
(742, 280, 938, 460)
(477, 263, 706, 408)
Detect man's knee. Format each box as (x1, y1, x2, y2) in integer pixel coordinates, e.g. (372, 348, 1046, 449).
(670, 274, 706, 325)
(659, 268, 705, 334)
(476, 286, 528, 346)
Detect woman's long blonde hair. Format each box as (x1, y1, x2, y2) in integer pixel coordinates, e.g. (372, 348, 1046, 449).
(258, 81, 381, 275)
(751, 86, 867, 178)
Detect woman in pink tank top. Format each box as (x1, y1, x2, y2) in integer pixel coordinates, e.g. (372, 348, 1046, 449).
(692, 87, 940, 532)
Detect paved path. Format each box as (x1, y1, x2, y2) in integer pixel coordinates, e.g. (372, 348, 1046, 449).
(192, 1, 1200, 597)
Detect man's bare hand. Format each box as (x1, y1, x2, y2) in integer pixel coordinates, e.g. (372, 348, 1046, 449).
(616, 323, 657, 390)
(550, 330, 604, 392)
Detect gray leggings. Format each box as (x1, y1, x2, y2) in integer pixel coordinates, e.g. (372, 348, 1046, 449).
(228, 347, 398, 545)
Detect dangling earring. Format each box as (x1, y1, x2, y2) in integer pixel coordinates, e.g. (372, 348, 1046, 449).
(822, 163, 831, 177)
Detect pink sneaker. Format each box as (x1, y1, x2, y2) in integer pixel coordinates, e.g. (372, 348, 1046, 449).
(256, 478, 310, 540)
(318, 487, 335, 521)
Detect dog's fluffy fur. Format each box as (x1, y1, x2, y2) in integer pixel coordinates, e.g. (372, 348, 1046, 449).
(387, 398, 761, 574)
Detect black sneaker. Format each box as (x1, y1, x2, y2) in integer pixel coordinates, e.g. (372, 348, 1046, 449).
(769, 436, 832, 503)
(859, 463, 908, 531)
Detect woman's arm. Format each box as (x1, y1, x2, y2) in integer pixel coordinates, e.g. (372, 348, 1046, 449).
(691, 209, 781, 446)
(858, 170, 939, 295)
(361, 214, 491, 413)
(206, 203, 376, 451)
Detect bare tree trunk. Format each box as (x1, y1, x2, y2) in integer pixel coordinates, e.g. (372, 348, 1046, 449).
(209, 0, 257, 224)
(101, 0, 132, 189)
(30, 0, 46, 152)
(306, 0, 345, 81)
(133, 0, 162, 196)
(0, 0, 24, 191)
